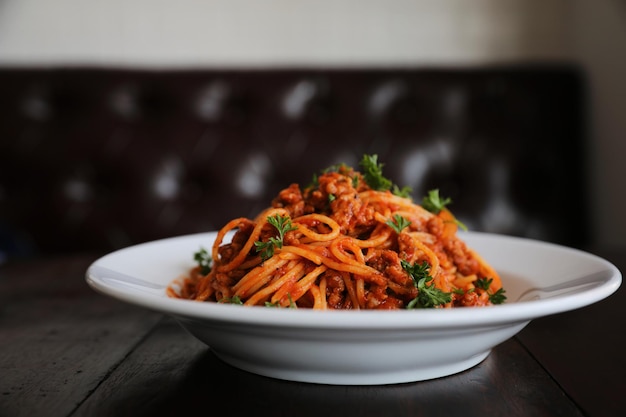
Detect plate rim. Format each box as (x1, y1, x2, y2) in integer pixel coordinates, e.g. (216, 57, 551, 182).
(85, 231, 622, 330)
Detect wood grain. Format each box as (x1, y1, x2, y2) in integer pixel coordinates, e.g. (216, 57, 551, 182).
(0, 256, 162, 417)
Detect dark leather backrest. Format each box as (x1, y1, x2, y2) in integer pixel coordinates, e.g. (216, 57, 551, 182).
(0, 67, 588, 258)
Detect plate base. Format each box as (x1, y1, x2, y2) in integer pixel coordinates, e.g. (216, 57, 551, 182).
(212, 349, 491, 385)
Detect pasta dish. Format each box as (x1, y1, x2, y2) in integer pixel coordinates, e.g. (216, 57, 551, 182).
(168, 155, 506, 309)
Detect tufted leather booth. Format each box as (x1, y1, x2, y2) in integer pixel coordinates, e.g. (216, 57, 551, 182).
(0, 66, 589, 259)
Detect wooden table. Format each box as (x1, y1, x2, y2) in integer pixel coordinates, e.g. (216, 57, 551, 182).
(1, 249, 624, 417)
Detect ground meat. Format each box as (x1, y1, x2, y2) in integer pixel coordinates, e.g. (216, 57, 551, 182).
(445, 239, 479, 276)
(272, 183, 306, 217)
(211, 271, 241, 299)
(304, 189, 329, 213)
(375, 295, 405, 309)
(367, 249, 412, 287)
(397, 233, 416, 262)
(453, 289, 490, 307)
(323, 271, 351, 309)
(364, 285, 385, 309)
(426, 214, 480, 276)
(426, 215, 444, 237)
(330, 193, 376, 235)
(218, 220, 255, 263)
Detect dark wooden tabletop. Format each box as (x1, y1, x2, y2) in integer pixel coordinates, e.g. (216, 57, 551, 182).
(1, 248, 624, 417)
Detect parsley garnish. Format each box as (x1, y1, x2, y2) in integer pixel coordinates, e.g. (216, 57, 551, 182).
(421, 189, 467, 231)
(421, 189, 451, 214)
(308, 173, 320, 189)
(474, 277, 493, 291)
(401, 260, 452, 308)
(219, 295, 243, 305)
(474, 277, 507, 305)
(264, 293, 298, 308)
(392, 184, 413, 198)
(287, 293, 297, 309)
(359, 154, 413, 199)
(359, 154, 392, 191)
(193, 247, 213, 275)
(386, 214, 411, 234)
(254, 214, 297, 261)
(489, 288, 507, 305)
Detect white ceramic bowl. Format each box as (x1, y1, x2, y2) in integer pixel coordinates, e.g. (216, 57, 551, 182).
(86, 231, 621, 385)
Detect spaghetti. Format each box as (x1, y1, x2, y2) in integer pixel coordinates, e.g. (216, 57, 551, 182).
(168, 155, 506, 309)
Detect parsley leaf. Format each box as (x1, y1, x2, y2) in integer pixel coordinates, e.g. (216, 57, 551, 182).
(386, 214, 411, 234)
(474, 277, 493, 291)
(421, 189, 468, 231)
(392, 184, 413, 198)
(473, 277, 507, 305)
(401, 260, 430, 281)
(401, 260, 452, 308)
(265, 293, 298, 308)
(421, 189, 451, 214)
(287, 293, 297, 309)
(193, 247, 213, 275)
(359, 154, 392, 191)
(453, 218, 468, 232)
(489, 288, 507, 305)
(308, 173, 320, 189)
(254, 214, 297, 261)
(254, 239, 277, 260)
(219, 295, 243, 305)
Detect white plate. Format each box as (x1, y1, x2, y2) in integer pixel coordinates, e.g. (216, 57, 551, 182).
(85, 231, 621, 385)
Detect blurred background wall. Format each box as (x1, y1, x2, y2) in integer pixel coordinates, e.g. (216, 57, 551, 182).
(0, 0, 624, 249)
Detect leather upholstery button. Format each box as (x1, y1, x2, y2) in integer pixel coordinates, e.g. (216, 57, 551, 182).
(109, 84, 141, 120)
(234, 152, 272, 198)
(151, 157, 184, 200)
(195, 79, 248, 124)
(109, 83, 172, 121)
(63, 177, 94, 203)
(368, 79, 411, 118)
(282, 78, 332, 124)
(195, 80, 231, 122)
(20, 86, 52, 121)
